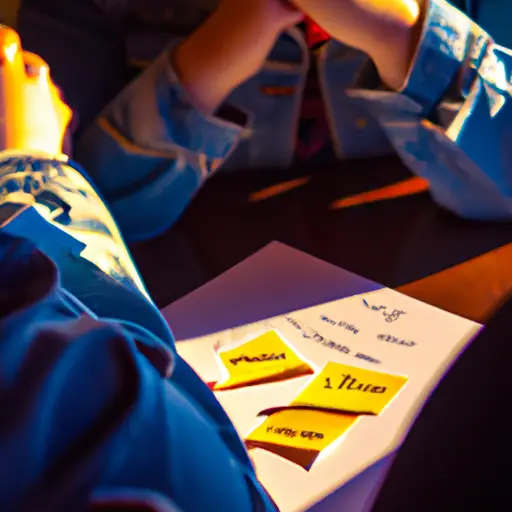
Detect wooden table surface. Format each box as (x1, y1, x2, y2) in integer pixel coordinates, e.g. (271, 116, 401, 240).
(397, 242, 512, 322)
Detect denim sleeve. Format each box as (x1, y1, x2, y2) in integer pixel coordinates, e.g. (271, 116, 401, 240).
(76, 48, 249, 242)
(350, 0, 512, 220)
(0, 231, 274, 511)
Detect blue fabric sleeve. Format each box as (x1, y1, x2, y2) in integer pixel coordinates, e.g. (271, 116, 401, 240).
(351, 0, 512, 220)
(0, 231, 275, 511)
(0, 150, 254, 480)
(76, 49, 249, 242)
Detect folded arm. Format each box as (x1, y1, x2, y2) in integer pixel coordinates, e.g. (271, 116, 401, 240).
(355, 0, 512, 219)
(75, 4, 300, 242)
(75, 46, 248, 242)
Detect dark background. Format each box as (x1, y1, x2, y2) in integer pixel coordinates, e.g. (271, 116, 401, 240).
(132, 156, 512, 311)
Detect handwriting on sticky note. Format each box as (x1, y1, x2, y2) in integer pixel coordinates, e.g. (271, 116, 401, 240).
(292, 362, 407, 415)
(246, 362, 407, 470)
(229, 353, 286, 365)
(213, 330, 314, 391)
(246, 408, 358, 470)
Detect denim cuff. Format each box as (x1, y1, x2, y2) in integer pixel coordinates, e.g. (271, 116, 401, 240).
(401, 0, 490, 114)
(103, 46, 249, 161)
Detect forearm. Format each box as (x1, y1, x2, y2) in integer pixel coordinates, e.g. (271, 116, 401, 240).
(293, 0, 424, 90)
(77, 3, 295, 240)
(353, 0, 512, 220)
(76, 45, 249, 241)
(173, 8, 281, 114)
(367, 0, 425, 90)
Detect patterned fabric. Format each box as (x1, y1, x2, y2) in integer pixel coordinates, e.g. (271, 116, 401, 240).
(0, 151, 147, 298)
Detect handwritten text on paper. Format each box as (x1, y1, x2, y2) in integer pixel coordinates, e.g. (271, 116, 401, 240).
(284, 316, 381, 364)
(377, 334, 416, 348)
(320, 315, 359, 334)
(362, 299, 406, 323)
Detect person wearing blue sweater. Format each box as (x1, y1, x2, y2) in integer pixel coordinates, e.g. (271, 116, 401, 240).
(17, 0, 512, 242)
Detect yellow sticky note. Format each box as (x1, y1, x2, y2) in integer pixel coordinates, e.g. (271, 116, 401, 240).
(292, 362, 408, 415)
(214, 330, 314, 391)
(246, 408, 358, 470)
(245, 362, 408, 470)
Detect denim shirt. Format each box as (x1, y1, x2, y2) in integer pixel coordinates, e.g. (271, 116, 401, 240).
(69, 0, 512, 240)
(0, 151, 275, 511)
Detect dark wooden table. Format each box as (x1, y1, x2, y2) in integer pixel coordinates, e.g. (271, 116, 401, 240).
(131, 156, 512, 323)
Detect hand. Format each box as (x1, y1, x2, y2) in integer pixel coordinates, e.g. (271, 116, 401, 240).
(290, 0, 422, 89)
(211, 0, 304, 81)
(174, 0, 303, 113)
(0, 26, 72, 157)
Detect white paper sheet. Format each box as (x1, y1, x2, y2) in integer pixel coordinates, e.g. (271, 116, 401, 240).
(162, 242, 481, 512)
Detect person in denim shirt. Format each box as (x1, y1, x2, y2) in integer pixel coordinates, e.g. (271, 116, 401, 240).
(0, 17, 508, 512)
(16, 0, 512, 242)
(0, 26, 278, 511)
